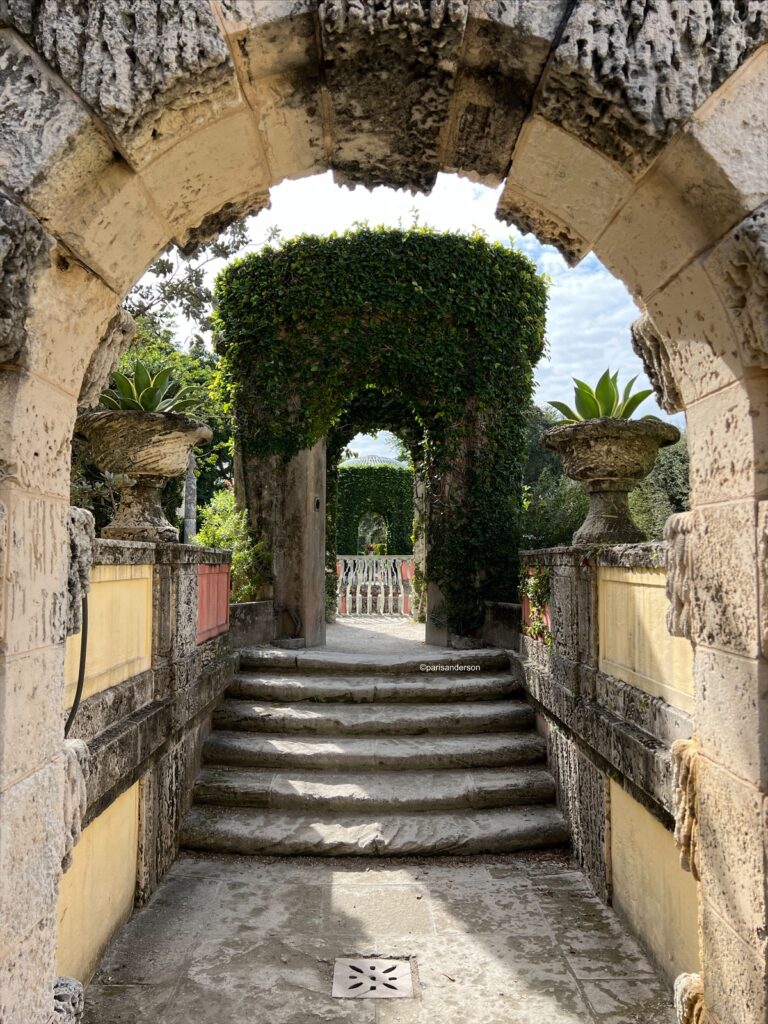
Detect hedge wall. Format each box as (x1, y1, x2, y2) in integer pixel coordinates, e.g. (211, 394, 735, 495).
(337, 463, 414, 554)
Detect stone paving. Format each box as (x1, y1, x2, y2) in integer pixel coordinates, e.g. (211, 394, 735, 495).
(84, 851, 675, 1024)
(326, 617, 428, 655)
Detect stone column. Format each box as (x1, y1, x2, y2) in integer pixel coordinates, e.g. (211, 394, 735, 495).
(238, 441, 327, 648)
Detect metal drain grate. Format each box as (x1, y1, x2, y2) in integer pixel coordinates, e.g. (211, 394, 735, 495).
(332, 957, 414, 999)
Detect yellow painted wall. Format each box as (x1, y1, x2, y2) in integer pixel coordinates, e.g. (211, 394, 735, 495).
(64, 563, 153, 708)
(610, 781, 699, 982)
(57, 783, 140, 984)
(598, 567, 694, 713)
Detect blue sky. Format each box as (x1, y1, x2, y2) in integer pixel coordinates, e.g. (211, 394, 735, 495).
(189, 171, 681, 459)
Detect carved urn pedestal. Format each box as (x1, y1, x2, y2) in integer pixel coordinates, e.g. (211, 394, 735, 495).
(542, 418, 680, 545)
(76, 410, 212, 542)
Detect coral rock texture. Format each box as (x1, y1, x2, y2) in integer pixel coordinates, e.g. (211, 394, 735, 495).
(631, 313, 684, 414)
(78, 307, 136, 409)
(0, 196, 51, 364)
(665, 511, 694, 640)
(539, 0, 768, 174)
(61, 738, 90, 872)
(319, 0, 469, 190)
(706, 200, 768, 368)
(7, 0, 234, 149)
(52, 976, 84, 1023)
(66, 506, 95, 636)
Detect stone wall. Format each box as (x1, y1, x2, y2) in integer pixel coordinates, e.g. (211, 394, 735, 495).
(60, 539, 235, 972)
(515, 543, 697, 983)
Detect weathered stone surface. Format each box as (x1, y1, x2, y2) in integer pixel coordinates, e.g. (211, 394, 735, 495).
(0, 644, 65, 791)
(542, 419, 680, 545)
(78, 308, 135, 409)
(61, 738, 89, 872)
(496, 186, 587, 265)
(9, 0, 236, 160)
(701, 895, 768, 1024)
(52, 976, 84, 1023)
(631, 314, 684, 415)
(548, 722, 609, 901)
(319, 0, 469, 191)
(178, 196, 268, 257)
(66, 506, 94, 636)
(760, 501, 768, 661)
(705, 200, 768, 368)
(65, 669, 154, 745)
(229, 599, 274, 648)
(673, 972, 705, 1024)
(538, 0, 768, 175)
(446, 2, 568, 184)
(0, 196, 51, 365)
(671, 739, 699, 879)
(665, 512, 694, 641)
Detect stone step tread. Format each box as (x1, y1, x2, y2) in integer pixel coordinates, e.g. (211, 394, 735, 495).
(212, 698, 534, 735)
(228, 671, 519, 704)
(194, 765, 557, 811)
(239, 647, 510, 676)
(180, 804, 569, 857)
(203, 730, 546, 771)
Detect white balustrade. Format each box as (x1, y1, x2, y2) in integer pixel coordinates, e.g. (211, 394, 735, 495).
(336, 555, 416, 617)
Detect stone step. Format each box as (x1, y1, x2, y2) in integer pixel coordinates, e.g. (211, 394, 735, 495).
(180, 804, 569, 857)
(239, 647, 510, 676)
(202, 730, 547, 771)
(193, 765, 556, 812)
(212, 698, 534, 736)
(228, 671, 520, 704)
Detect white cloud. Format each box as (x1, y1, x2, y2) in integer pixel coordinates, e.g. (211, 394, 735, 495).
(167, 172, 683, 459)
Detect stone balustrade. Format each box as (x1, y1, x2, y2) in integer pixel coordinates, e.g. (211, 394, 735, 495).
(336, 555, 416, 616)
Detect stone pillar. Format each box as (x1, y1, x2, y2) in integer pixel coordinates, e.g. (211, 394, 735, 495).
(182, 453, 197, 544)
(238, 440, 326, 647)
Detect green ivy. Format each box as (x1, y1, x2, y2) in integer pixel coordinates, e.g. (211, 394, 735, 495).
(336, 464, 414, 554)
(214, 227, 547, 633)
(519, 566, 552, 645)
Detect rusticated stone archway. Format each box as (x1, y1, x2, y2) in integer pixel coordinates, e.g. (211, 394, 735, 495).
(0, 3, 766, 1022)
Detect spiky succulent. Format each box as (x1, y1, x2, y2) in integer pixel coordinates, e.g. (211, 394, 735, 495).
(99, 361, 200, 414)
(548, 370, 654, 423)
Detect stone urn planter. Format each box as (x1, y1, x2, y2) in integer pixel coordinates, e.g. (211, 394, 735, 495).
(76, 410, 212, 542)
(542, 418, 680, 545)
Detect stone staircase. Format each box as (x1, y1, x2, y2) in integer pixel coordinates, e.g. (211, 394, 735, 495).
(180, 648, 569, 856)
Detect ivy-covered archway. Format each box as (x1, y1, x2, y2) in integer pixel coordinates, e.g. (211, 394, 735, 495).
(215, 227, 547, 639)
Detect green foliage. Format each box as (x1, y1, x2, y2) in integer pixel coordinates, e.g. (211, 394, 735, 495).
(214, 227, 548, 632)
(629, 433, 690, 540)
(336, 464, 414, 555)
(519, 566, 552, 645)
(195, 489, 271, 603)
(549, 369, 654, 422)
(521, 469, 589, 549)
(100, 359, 200, 413)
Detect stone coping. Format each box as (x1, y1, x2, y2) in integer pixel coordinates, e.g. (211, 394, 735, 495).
(521, 541, 667, 570)
(93, 538, 232, 566)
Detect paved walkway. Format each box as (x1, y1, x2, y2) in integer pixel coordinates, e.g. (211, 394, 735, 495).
(326, 616, 428, 655)
(84, 851, 674, 1024)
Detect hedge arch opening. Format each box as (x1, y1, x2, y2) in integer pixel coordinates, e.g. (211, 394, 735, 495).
(0, 3, 767, 1022)
(215, 228, 547, 642)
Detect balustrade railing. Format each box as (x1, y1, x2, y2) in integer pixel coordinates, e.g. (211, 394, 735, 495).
(336, 555, 416, 616)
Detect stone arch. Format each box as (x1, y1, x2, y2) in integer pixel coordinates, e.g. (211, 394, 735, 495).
(1, 3, 767, 1022)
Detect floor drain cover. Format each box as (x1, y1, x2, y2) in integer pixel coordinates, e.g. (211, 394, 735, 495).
(332, 957, 414, 999)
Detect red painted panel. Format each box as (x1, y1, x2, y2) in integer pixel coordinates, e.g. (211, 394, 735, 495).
(197, 563, 231, 644)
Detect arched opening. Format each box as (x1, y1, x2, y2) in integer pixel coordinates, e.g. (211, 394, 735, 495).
(1, 4, 766, 1021)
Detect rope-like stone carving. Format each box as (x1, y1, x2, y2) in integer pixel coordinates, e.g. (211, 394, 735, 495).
(61, 738, 90, 872)
(665, 512, 694, 640)
(674, 972, 708, 1024)
(78, 308, 136, 409)
(51, 976, 84, 1023)
(539, 0, 768, 174)
(671, 738, 700, 880)
(0, 196, 51, 365)
(66, 508, 95, 637)
(706, 200, 768, 369)
(631, 314, 684, 414)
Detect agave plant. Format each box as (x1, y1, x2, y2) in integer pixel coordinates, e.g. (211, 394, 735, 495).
(548, 370, 654, 423)
(99, 360, 200, 414)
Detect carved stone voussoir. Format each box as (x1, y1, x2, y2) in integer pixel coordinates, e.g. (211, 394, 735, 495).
(630, 314, 684, 414)
(706, 201, 768, 369)
(665, 511, 695, 640)
(496, 190, 587, 266)
(319, 0, 470, 191)
(539, 0, 768, 174)
(8, 0, 234, 145)
(0, 196, 51, 365)
(178, 195, 270, 257)
(78, 307, 136, 409)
